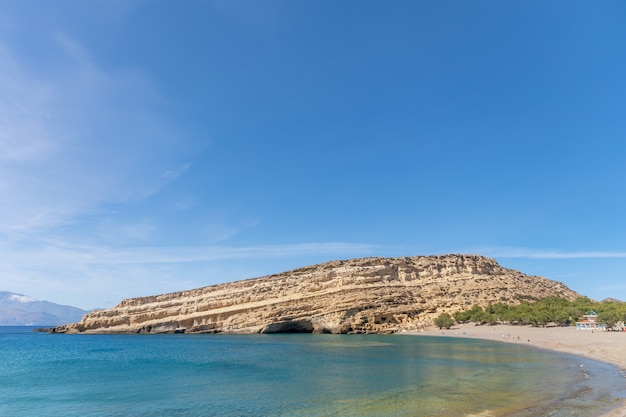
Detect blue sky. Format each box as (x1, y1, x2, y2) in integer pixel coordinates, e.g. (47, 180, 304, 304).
(1, 1, 625, 310)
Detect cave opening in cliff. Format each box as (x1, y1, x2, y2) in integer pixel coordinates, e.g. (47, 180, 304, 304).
(261, 319, 314, 333)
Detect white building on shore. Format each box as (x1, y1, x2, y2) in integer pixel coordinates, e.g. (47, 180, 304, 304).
(575, 312, 606, 330)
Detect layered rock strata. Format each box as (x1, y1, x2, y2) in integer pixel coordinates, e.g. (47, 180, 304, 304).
(52, 254, 580, 334)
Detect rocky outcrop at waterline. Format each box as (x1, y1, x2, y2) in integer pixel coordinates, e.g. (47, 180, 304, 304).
(49, 254, 580, 334)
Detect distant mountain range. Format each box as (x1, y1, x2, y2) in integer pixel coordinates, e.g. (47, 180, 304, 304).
(0, 291, 88, 326)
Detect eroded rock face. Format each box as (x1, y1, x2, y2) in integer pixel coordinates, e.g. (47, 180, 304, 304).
(52, 255, 580, 334)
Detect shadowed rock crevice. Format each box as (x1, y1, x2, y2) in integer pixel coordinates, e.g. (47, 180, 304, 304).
(261, 319, 314, 333)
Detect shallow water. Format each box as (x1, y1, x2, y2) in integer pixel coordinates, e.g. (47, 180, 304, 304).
(0, 327, 623, 416)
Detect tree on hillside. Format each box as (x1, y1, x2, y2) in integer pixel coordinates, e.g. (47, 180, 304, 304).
(485, 303, 511, 324)
(597, 309, 620, 329)
(453, 309, 472, 323)
(434, 313, 454, 329)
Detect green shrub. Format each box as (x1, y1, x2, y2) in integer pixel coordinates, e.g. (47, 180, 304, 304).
(434, 312, 455, 329)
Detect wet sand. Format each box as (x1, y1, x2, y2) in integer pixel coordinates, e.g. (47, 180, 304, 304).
(411, 325, 626, 417)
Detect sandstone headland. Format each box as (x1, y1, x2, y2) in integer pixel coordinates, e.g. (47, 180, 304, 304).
(51, 254, 580, 334)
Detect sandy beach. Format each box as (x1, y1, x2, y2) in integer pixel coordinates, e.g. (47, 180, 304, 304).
(413, 325, 626, 417)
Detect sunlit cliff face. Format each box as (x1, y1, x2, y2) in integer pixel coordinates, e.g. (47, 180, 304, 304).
(51, 255, 579, 335)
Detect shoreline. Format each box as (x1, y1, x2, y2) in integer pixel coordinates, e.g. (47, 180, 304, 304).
(408, 324, 626, 417)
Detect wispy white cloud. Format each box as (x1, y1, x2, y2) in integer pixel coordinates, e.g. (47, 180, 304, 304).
(0, 33, 195, 233)
(1, 237, 377, 266)
(9, 294, 39, 303)
(104, 242, 378, 264)
(163, 163, 193, 180)
(0, 235, 377, 309)
(474, 247, 626, 259)
(0, 45, 55, 163)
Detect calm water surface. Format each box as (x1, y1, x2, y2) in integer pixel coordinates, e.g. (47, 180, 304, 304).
(0, 326, 624, 416)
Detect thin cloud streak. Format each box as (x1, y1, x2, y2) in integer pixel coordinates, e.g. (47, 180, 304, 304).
(105, 242, 378, 264)
(478, 247, 626, 260)
(163, 163, 193, 180)
(0, 240, 378, 309)
(0, 34, 192, 233)
(0, 239, 377, 302)
(3, 241, 378, 266)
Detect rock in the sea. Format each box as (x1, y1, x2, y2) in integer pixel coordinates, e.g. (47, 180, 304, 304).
(51, 254, 580, 334)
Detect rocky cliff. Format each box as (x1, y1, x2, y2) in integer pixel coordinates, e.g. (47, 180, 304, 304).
(51, 254, 580, 334)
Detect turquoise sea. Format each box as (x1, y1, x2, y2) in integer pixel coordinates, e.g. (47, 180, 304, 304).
(1, 326, 624, 417)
